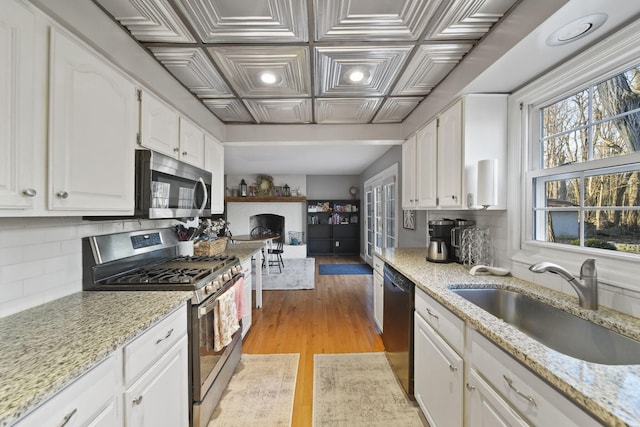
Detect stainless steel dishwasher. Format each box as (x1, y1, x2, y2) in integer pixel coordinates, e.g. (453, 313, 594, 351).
(383, 263, 415, 399)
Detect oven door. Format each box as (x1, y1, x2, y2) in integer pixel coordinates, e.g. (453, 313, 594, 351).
(191, 276, 242, 402)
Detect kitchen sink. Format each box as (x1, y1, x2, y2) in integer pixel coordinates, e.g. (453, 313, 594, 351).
(449, 287, 640, 365)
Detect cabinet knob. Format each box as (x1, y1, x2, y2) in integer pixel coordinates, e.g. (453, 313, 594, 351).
(182, 151, 187, 156)
(56, 191, 69, 199)
(173, 147, 180, 153)
(132, 395, 143, 406)
(449, 364, 458, 372)
(22, 188, 37, 197)
(466, 383, 476, 392)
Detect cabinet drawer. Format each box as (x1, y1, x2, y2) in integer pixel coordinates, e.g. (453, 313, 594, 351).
(373, 256, 384, 275)
(468, 328, 600, 427)
(16, 356, 117, 427)
(124, 304, 187, 384)
(415, 288, 464, 355)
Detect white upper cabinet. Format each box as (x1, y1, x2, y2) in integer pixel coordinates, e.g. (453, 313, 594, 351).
(401, 135, 417, 209)
(140, 90, 180, 158)
(416, 120, 438, 209)
(0, 1, 37, 210)
(437, 100, 464, 208)
(48, 26, 136, 213)
(204, 134, 224, 214)
(405, 95, 507, 210)
(178, 118, 205, 168)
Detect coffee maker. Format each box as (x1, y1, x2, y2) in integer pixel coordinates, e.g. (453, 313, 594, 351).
(450, 218, 475, 263)
(427, 219, 454, 263)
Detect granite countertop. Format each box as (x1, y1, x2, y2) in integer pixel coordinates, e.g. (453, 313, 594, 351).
(0, 291, 192, 426)
(378, 247, 640, 427)
(224, 242, 264, 261)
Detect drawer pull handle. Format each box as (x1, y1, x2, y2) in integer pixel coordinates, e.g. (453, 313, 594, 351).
(56, 191, 69, 199)
(58, 408, 77, 427)
(156, 328, 174, 344)
(449, 364, 458, 372)
(22, 188, 37, 197)
(425, 308, 439, 320)
(466, 383, 476, 392)
(133, 395, 143, 406)
(503, 374, 536, 407)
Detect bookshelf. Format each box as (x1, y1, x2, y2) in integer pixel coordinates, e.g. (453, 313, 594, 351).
(307, 200, 360, 256)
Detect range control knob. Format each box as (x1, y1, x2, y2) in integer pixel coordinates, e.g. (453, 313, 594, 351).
(212, 279, 221, 290)
(204, 284, 214, 295)
(231, 266, 239, 275)
(222, 272, 231, 282)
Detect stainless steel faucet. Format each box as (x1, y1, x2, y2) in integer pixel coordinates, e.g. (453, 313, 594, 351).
(529, 259, 598, 310)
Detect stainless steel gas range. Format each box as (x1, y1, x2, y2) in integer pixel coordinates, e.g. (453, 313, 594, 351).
(82, 228, 243, 427)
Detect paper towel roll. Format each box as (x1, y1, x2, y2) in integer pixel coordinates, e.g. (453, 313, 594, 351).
(477, 159, 498, 208)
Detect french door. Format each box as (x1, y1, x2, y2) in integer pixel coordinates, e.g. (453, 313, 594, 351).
(364, 164, 398, 264)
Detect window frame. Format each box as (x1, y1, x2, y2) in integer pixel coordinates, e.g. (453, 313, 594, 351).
(509, 19, 640, 290)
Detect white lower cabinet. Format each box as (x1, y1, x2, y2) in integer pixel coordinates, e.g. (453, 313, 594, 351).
(372, 256, 384, 332)
(241, 257, 253, 337)
(465, 369, 528, 427)
(15, 355, 118, 427)
(412, 289, 600, 427)
(14, 304, 189, 426)
(123, 335, 189, 427)
(466, 328, 600, 427)
(414, 306, 463, 427)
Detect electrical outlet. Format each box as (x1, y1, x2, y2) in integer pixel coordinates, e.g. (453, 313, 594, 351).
(335, 241, 339, 247)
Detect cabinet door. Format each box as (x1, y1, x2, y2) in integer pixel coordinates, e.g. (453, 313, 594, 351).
(140, 90, 180, 158)
(0, 1, 37, 209)
(15, 356, 117, 427)
(414, 313, 463, 427)
(204, 133, 224, 214)
(466, 369, 529, 427)
(48, 28, 136, 212)
(124, 335, 189, 427)
(179, 118, 204, 168)
(401, 135, 416, 209)
(373, 271, 383, 332)
(416, 120, 438, 208)
(437, 100, 463, 208)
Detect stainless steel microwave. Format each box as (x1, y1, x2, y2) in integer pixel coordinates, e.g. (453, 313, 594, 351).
(135, 150, 211, 219)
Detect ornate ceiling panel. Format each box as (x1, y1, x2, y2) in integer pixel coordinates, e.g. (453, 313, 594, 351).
(95, 0, 518, 124)
(149, 47, 232, 98)
(373, 97, 424, 123)
(244, 99, 312, 123)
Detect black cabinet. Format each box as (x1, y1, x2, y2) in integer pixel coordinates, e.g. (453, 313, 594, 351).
(307, 200, 360, 256)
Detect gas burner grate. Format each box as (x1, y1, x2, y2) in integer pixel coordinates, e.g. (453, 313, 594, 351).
(110, 267, 212, 285)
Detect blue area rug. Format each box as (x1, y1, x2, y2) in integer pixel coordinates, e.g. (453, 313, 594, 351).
(318, 264, 373, 275)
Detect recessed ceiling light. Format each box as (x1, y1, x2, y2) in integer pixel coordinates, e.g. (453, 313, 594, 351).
(546, 13, 608, 46)
(348, 70, 365, 82)
(260, 72, 277, 84)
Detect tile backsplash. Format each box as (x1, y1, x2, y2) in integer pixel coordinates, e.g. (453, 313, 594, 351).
(0, 217, 177, 318)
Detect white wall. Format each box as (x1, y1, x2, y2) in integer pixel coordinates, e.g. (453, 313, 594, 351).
(0, 217, 177, 318)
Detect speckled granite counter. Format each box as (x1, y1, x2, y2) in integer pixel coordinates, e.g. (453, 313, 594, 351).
(379, 247, 640, 427)
(0, 291, 192, 426)
(224, 242, 264, 261)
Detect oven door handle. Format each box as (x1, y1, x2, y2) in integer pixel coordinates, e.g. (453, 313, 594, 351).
(195, 177, 208, 216)
(198, 297, 217, 319)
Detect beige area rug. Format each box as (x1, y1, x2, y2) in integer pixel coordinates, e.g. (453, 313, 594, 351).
(313, 352, 425, 427)
(258, 257, 315, 290)
(209, 353, 299, 426)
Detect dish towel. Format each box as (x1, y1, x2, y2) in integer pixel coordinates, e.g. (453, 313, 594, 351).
(214, 286, 239, 352)
(233, 277, 245, 321)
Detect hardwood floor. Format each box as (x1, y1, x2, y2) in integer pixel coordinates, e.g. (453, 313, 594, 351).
(242, 256, 385, 427)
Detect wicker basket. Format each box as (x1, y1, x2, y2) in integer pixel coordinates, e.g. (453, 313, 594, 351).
(194, 237, 228, 256)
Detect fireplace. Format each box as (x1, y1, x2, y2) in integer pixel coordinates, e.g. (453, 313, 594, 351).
(250, 214, 285, 242)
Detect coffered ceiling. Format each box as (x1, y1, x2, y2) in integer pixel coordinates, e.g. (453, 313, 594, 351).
(94, 0, 518, 125)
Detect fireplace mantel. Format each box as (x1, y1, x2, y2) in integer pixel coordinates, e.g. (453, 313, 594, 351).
(225, 196, 307, 203)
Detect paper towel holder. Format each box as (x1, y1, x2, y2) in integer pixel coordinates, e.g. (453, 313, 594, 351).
(477, 159, 498, 209)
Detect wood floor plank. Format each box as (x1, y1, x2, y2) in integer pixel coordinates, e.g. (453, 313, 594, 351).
(242, 256, 384, 427)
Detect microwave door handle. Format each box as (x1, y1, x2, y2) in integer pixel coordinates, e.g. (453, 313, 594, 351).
(196, 177, 208, 215)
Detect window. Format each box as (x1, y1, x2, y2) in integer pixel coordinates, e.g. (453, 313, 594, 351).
(530, 65, 640, 255)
